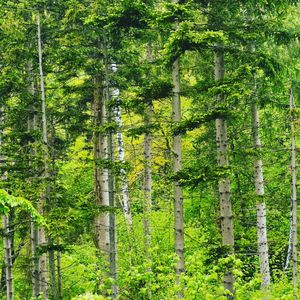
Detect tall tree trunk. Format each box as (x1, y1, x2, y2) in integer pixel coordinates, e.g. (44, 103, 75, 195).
(214, 46, 234, 299)
(172, 38, 185, 292)
(251, 100, 270, 289)
(48, 237, 57, 299)
(93, 76, 110, 288)
(3, 215, 13, 300)
(37, 11, 48, 299)
(171, 2, 185, 296)
(114, 94, 133, 230)
(0, 105, 6, 295)
(27, 60, 40, 298)
(103, 41, 118, 297)
(143, 99, 153, 253)
(31, 218, 40, 298)
(290, 89, 298, 298)
(57, 238, 62, 300)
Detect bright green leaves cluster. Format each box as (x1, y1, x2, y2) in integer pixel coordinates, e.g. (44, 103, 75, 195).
(163, 21, 226, 63)
(0, 189, 44, 225)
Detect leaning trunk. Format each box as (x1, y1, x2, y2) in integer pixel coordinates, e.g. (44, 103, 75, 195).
(214, 46, 234, 299)
(251, 101, 270, 289)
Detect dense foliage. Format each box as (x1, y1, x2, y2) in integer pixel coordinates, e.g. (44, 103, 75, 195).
(0, 0, 300, 299)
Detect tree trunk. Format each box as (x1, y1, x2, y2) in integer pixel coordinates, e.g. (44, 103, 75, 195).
(290, 89, 298, 298)
(103, 43, 118, 297)
(92, 76, 110, 285)
(31, 218, 40, 298)
(57, 238, 63, 300)
(48, 237, 57, 299)
(114, 94, 133, 230)
(171, 2, 185, 296)
(26, 59, 40, 298)
(143, 99, 153, 253)
(251, 100, 270, 289)
(172, 44, 185, 293)
(0, 106, 6, 295)
(3, 215, 13, 300)
(214, 46, 234, 299)
(37, 11, 48, 299)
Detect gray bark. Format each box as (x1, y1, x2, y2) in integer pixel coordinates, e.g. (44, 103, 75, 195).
(172, 46, 185, 292)
(171, 2, 185, 297)
(48, 237, 57, 299)
(93, 76, 110, 259)
(37, 11, 48, 299)
(214, 46, 234, 299)
(31, 218, 39, 298)
(3, 215, 13, 300)
(114, 89, 133, 230)
(57, 238, 62, 300)
(103, 41, 118, 297)
(251, 100, 271, 289)
(143, 100, 153, 252)
(27, 60, 40, 298)
(290, 89, 298, 298)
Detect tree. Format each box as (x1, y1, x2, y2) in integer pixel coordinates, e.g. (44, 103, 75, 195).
(171, 1, 185, 296)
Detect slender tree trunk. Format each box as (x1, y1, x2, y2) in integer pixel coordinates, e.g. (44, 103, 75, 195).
(114, 93, 133, 230)
(171, 2, 185, 296)
(48, 237, 57, 299)
(93, 76, 110, 286)
(0, 265, 5, 293)
(143, 99, 153, 253)
(214, 46, 234, 299)
(103, 42, 118, 297)
(0, 106, 6, 295)
(290, 89, 298, 299)
(26, 60, 40, 298)
(57, 238, 62, 300)
(37, 11, 48, 299)
(172, 41, 185, 291)
(31, 218, 40, 298)
(3, 215, 13, 300)
(251, 100, 270, 289)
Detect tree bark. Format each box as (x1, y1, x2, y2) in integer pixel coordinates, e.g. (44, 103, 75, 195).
(143, 99, 153, 253)
(251, 100, 271, 289)
(290, 89, 298, 298)
(214, 46, 234, 299)
(114, 93, 133, 230)
(171, 2, 185, 297)
(48, 237, 57, 299)
(3, 215, 13, 300)
(172, 46, 185, 292)
(103, 41, 118, 297)
(93, 77, 111, 292)
(93, 76, 110, 267)
(37, 11, 48, 299)
(31, 218, 40, 298)
(57, 238, 63, 300)
(26, 59, 40, 298)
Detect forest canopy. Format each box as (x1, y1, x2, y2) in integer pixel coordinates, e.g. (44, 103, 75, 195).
(0, 0, 300, 299)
